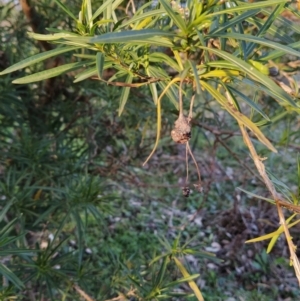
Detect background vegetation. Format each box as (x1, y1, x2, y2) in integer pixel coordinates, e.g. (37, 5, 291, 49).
(0, 0, 300, 300)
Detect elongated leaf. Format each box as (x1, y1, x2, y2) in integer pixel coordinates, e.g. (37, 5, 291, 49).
(189, 60, 201, 94)
(154, 256, 169, 288)
(210, 33, 300, 59)
(149, 52, 181, 72)
(121, 2, 157, 28)
(74, 66, 97, 83)
(53, 0, 77, 21)
(12, 61, 90, 84)
(237, 187, 275, 203)
(200, 80, 277, 152)
(262, 8, 300, 35)
(228, 86, 270, 120)
(149, 82, 158, 105)
(208, 0, 289, 17)
(0, 46, 79, 75)
(240, 78, 300, 113)
(0, 249, 35, 256)
(90, 29, 175, 46)
(0, 263, 24, 289)
(28, 32, 80, 41)
(173, 257, 204, 301)
(261, 40, 300, 61)
(159, 0, 187, 33)
(118, 74, 133, 116)
(148, 65, 179, 108)
(85, 0, 93, 28)
(198, 46, 297, 108)
(164, 274, 201, 288)
(210, 9, 259, 35)
(247, 17, 293, 44)
(0, 199, 14, 221)
(96, 52, 105, 79)
(201, 69, 240, 78)
(143, 77, 180, 166)
(245, 3, 285, 58)
(149, 253, 170, 266)
(92, 0, 124, 21)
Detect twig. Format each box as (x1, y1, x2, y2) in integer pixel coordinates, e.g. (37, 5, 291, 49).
(186, 142, 202, 190)
(73, 284, 95, 301)
(179, 79, 184, 117)
(240, 123, 300, 285)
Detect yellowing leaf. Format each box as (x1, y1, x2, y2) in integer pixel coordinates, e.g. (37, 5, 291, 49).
(200, 81, 277, 153)
(173, 256, 204, 301)
(246, 214, 300, 253)
(143, 77, 180, 166)
(201, 70, 240, 78)
(33, 189, 42, 201)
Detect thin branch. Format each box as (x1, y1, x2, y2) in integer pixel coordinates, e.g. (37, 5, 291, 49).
(73, 284, 95, 301)
(240, 123, 300, 285)
(179, 79, 184, 116)
(186, 142, 202, 191)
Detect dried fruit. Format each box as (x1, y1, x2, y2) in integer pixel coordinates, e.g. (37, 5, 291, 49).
(171, 114, 191, 144)
(182, 186, 190, 197)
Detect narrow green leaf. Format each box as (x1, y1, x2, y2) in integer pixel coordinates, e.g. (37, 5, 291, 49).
(159, 0, 187, 33)
(85, 0, 93, 28)
(149, 83, 158, 105)
(0, 46, 79, 75)
(228, 86, 270, 120)
(53, 0, 77, 21)
(245, 3, 285, 58)
(105, 0, 112, 20)
(164, 274, 200, 288)
(158, 81, 179, 110)
(209, 0, 289, 17)
(92, 0, 124, 21)
(247, 17, 293, 44)
(154, 256, 170, 288)
(0, 263, 24, 289)
(210, 9, 259, 35)
(0, 249, 35, 256)
(241, 78, 300, 113)
(188, 60, 201, 94)
(262, 7, 300, 35)
(118, 74, 133, 116)
(261, 40, 300, 61)
(28, 31, 80, 41)
(148, 65, 178, 109)
(0, 199, 13, 221)
(210, 33, 300, 59)
(74, 66, 97, 83)
(149, 52, 181, 72)
(237, 187, 275, 203)
(96, 52, 105, 79)
(149, 253, 170, 266)
(198, 46, 298, 108)
(52, 39, 98, 51)
(12, 61, 90, 84)
(90, 29, 175, 46)
(120, 9, 165, 29)
(200, 80, 277, 152)
(298, 154, 300, 201)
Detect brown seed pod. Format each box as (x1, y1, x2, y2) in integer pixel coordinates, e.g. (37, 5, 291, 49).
(182, 186, 190, 197)
(171, 114, 191, 144)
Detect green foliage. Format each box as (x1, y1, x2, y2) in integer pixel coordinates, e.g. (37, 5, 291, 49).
(1, 0, 300, 300)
